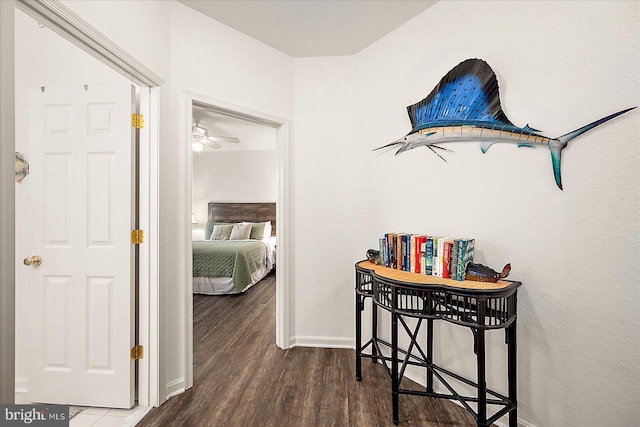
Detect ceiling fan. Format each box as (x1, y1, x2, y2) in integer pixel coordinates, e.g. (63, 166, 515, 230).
(191, 122, 239, 152)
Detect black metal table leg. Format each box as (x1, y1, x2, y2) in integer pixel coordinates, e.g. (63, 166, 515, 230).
(392, 291, 399, 425)
(427, 318, 434, 393)
(372, 297, 378, 363)
(508, 318, 517, 427)
(355, 293, 362, 381)
(476, 301, 487, 427)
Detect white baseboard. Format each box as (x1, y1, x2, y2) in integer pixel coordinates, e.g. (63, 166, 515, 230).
(122, 405, 153, 427)
(15, 377, 28, 394)
(289, 336, 354, 349)
(164, 378, 185, 400)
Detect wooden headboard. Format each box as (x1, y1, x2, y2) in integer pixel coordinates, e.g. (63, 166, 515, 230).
(207, 202, 276, 236)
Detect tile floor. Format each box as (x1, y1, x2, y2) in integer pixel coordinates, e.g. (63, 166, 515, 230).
(15, 393, 152, 427)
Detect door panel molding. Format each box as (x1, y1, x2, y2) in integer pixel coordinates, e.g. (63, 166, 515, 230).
(25, 85, 134, 408)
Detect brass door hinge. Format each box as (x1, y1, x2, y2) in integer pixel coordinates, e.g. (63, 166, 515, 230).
(131, 229, 144, 245)
(131, 345, 144, 361)
(131, 113, 144, 129)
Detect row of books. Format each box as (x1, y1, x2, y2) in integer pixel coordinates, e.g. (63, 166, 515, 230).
(378, 233, 475, 281)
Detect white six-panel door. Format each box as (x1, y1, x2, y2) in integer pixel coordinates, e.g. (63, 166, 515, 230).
(22, 85, 135, 408)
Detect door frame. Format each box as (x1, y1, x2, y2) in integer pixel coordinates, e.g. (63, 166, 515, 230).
(0, 0, 16, 406)
(12, 0, 162, 407)
(184, 92, 291, 387)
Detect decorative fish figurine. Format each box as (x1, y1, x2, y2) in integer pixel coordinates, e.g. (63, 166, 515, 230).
(366, 249, 381, 265)
(465, 262, 511, 283)
(374, 58, 636, 189)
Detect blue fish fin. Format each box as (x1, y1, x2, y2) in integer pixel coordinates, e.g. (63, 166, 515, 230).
(407, 59, 514, 131)
(550, 145, 564, 190)
(479, 140, 496, 153)
(523, 124, 542, 133)
(517, 143, 535, 148)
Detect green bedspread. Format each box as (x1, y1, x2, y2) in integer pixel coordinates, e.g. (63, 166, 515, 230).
(193, 240, 268, 291)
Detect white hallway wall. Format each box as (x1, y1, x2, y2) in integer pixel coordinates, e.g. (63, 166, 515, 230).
(191, 150, 277, 241)
(348, 1, 636, 426)
(292, 55, 357, 346)
(13, 8, 132, 391)
(293, 1, 639, 426)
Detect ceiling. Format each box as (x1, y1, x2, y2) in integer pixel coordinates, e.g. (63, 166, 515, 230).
(178, 0, 438, 57)
(193, 104, 276, 152)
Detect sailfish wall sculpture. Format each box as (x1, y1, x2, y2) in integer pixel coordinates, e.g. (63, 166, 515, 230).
(375, 59, 636, 189)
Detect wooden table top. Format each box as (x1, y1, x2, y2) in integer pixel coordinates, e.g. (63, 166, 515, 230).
(357, 261, 519, 292)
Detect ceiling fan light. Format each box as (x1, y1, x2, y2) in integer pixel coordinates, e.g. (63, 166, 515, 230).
(192, 141, 204, 152)
(192, 125, 207, 138)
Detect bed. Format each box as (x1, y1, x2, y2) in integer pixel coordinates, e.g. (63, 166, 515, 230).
(193, 202, 276, 295)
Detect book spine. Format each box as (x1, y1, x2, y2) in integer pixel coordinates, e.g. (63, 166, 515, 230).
(388, 233, 395, 269)
(422, 238, 428, 274)
(405, 235, 409, 271)
(457, 239, 476, 281)
(405, 234, 410, 272)
(426, 237, 433, 276)
(443, 241, 452, 278)
(403, 235, 408, 271)
(455, 239, 466, 280)
(410, 235, 416, 273)
(396, 234, 402, 270)
(384, 234, 389, 267)
(450, 239, 459, 280)
(434, 238, 442, 277)
(413, 236, 422, 273)
(379, 238, 385, 265)
(466, 239, 475, 267)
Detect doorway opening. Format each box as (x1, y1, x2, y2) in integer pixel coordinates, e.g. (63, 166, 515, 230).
(184, 93, 291, 390)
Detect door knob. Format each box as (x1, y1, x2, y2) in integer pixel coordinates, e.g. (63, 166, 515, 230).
(23, 255, 42, 266)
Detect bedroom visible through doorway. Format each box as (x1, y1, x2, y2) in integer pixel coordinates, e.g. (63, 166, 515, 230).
(185, 95, 290, 390)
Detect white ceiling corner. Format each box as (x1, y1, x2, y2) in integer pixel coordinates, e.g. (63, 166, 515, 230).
(177, 0, 438, 57)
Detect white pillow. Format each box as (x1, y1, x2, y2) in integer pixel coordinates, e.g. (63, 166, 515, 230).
(263, 221, 272, 241)
(229, 222, 252, 240)
(210, 224, 233, 240)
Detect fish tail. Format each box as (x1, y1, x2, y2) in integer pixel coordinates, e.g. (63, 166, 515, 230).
(557, 107, 636, 145)
(550, 106, 636, 190)
(499, 264, 511, 279)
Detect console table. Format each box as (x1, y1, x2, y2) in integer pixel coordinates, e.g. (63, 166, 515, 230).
(355, 261, 521, 426)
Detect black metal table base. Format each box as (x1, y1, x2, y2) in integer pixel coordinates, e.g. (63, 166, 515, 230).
(355, 262, 520, 427)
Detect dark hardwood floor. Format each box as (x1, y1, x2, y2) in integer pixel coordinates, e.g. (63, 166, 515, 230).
(138, 272, 478, 426)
